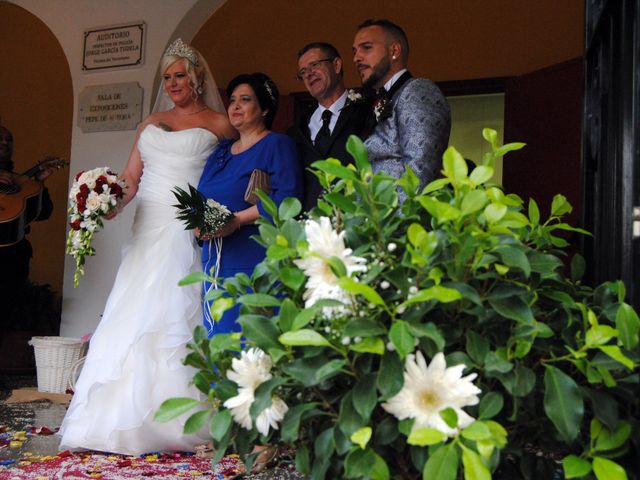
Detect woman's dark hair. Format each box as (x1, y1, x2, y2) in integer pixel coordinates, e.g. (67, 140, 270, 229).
(226, 73, 279, 129)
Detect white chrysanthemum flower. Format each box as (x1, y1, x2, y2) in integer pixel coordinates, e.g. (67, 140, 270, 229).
(255, 395, 289, 437)
(294, 217, 367, 315)
(223, 348, 288, 436)
(382, 351, 481, 437)
(227, 348, 272, 389)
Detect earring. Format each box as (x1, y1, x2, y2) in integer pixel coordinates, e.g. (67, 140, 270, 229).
(196, 84, 204, 95)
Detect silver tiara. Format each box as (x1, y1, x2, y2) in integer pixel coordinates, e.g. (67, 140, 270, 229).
(164, 38, 199, 66)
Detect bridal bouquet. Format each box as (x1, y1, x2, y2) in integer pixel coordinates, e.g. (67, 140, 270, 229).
(66, 167, 126, 287)
(172, 183, 234, 237)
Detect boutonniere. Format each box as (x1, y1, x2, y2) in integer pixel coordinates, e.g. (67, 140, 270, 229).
(373, 97, 392, 123)
(344, 89, 363, 107)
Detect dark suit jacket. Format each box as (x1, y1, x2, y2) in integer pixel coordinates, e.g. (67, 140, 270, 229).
(288, 97, 372, 211)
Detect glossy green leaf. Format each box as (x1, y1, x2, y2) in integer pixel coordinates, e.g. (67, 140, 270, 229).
(461, 446, 491, 480)
(338, 276, 385, 305)
(571, 253, 586, 282)
(209, 409, 233, 442)
(482, 128, 499, 149)
(528, 198, 540, 226)
(280, 267, 305, 291)
(488, 295, 534, 324)
(350, 427, 372, 449)
(543, 365, 584, 442)
(461, 190, 488, 215)
(280, 403, 318, 443)
(291, 308, 315, 331)
(586, 325, 618, 347)
(442, 146, 469, 185)
(484, 202, 507, 223)
(178, 270, 210, 286)
(154, 397, 201, 422)
(238, 316, 281, 351)
(377, 350, 404, 399)
(346, 134, 370, 172)
(183, 409, 210, 434)
(594, 421, 632, 453)
(466, 330, 490, 365)
(407, 427, 446, 446)
(461, 421, 491, 441)
(469, 166, 494, 185)
(209, 297, 235, 321)
(423, 443, 459, 480)
(551, 194, 572, 216)
(325, 192, 357, 213)
(562, 454, 592, 478)
(389, 320, 415, 358)
(615, 303, 640, 349)
(408, 223, 429, 248)
(597, 345, 635, 370)
(312, 159, 358, 181)
(238, 293, 281, 307)
(353, 373, 377, 420)
(440, 408, 458, 429)
(478, 392, 503, 420)
(279, 329, 330, 347)
(404, 285, 462, 305)
(278, 197, 301, 220)
(350, 337, 385, 355)
(592, 457, 627, 480)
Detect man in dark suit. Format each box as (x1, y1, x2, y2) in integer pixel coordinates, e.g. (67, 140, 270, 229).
(353, 19, 451, 203)
(288, 42, 372, 211)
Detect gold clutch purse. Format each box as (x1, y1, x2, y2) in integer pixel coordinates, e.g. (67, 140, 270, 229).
(244, 169, 271, 204)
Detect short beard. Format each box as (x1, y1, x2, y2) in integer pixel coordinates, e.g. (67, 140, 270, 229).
(363, 54, 392, 90)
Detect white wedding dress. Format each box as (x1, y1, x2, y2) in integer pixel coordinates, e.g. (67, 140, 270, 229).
(59, 125, 218, 455)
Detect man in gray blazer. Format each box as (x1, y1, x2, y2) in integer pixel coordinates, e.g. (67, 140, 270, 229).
(353, 19, 451, 202)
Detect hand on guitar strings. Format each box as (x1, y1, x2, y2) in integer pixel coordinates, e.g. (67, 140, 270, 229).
(0, 169, 14, 185)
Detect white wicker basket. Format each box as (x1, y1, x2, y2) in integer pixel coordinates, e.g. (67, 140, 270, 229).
(28, 336, 86, 393)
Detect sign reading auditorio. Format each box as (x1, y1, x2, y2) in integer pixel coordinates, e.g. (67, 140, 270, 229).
(83, 22, 145, 71)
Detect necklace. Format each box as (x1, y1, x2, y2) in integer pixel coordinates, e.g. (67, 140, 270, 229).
(174, 106, 208, 116)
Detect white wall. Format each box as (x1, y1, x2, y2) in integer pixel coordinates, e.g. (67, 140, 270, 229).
(10, 0, 226, 337)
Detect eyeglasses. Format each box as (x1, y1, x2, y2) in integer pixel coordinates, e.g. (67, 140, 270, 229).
(296, 58, 334, 81)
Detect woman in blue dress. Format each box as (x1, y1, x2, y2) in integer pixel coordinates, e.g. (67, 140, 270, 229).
(197, 73, 303, 336)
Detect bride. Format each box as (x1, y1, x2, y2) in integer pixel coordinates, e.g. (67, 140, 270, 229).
(58, 39, 235, 455)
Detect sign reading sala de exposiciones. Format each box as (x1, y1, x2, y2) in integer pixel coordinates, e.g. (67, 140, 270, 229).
(83, 22, 145, 71)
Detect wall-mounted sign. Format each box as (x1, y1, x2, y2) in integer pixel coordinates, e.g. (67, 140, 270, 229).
(83, 22, 145, 71)
(78, 82, 143, 133)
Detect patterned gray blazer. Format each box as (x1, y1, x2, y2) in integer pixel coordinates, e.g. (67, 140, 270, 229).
(365, 76, 451, 203)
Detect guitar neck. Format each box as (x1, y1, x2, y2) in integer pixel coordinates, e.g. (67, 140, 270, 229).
(20, 164, 43, 179)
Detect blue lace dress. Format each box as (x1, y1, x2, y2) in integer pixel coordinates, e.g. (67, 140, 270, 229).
(197, 132, 302, 336)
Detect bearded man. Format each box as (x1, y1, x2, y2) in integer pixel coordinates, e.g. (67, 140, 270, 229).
(353, 19, 451, 202)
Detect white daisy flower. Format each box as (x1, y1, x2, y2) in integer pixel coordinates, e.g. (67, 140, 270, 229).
(382, 351, 481, 437)
(223, 348, 289, 436)
(294, 217, 367, 316)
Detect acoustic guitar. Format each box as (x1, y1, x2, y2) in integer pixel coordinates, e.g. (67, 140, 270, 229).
(0, 156, 67, 247)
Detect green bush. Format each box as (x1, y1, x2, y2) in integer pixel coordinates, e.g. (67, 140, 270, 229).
(157, 131, 639, 479)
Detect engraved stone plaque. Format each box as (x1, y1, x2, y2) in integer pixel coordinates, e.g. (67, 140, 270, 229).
(83, 22, 145, 71)
(77, 82, 143, 133)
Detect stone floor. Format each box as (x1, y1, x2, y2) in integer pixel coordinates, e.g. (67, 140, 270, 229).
(0, 374, 67, 461)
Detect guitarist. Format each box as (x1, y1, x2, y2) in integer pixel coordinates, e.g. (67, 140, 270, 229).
(0, 123, 54, 326)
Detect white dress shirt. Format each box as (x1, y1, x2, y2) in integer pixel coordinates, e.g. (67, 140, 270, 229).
(309, 90, 348, 142)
